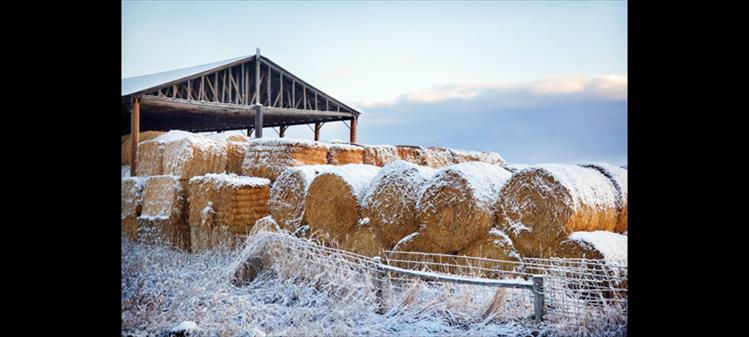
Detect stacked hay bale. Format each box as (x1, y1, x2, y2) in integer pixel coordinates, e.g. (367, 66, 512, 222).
(459, 228, 522, 274)
(135, 139, 166, 176)
(505, 163, 530, 173)
(242, 138, 329, 182)
(207, 133, 251, 175)
(450, 149, 507, 166)
(188, 173, 271, 252)
(579, 162, 628, 234)
(552, 231, 627, 260)
(269, 165, 335, 232)
(416, 162, 513, 254)
(121, 177, 145, 241)
(339, 226, 384, 257)
(138, 175, 191, 251)
(396, 145, 429, 166)
(361, 160, 436, 249)
(497, 164, 620, 258)
(249, 216, 281, 236)
(162, 132, 227, 179)
(424, 146, 454, 168)
(121, 131, 163, 165)
(327, 143, 365, 165)
(304, 164, 381, 243)
(362, 145, 400, 167)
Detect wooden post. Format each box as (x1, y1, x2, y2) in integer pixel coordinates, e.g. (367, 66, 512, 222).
(314, 122, 321, 141)
(130, 96, 140, 176)
(254, 105, 263, 138)
(279, 125, 287, 138)
(532, 275, 545, 322)
(349, 117, 357, 143)
(255, 48, 261, 105)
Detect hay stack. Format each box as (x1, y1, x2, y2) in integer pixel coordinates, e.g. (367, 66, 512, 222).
(121, 131, 164, 165)
(121, 177, 145, 241)
(552, 231, 627, 260)
(361, 160, 436, 248)
(138, 175, 190, 250)
(580, 162, 628, 234)
(242, 138, 329, 181)
(362, 145, 400, 167)
(135, 140, 165, 176)
(162, 132, 227, 179)
(327, 143, 365, 165)
(188, 174, 271, 252)
(339, 226, 384, 257)
(396, 145, 429, 166)
(416, 162, 512, 253)
(305, 164, 381, 242)
(269, 165, 335, 232)
(249, 216, 281, 236)
(425, 147, 454, 168)
(497, 164, 620, 258)
(391, 230, 444, 253)
(208, 133, 251, 175)
(505, 163, 530, 173)
(450, 149, 507, 166)
(459, 228, 522, 273)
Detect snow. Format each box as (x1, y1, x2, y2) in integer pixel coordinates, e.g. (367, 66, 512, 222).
(121, 165, 131, 178)
(122, 55, 250, 95)
(189, 173, 270, 188)
(379, 263, 532, 287)
(506, 163, 530, 173)
(569, 231, 628, 262)
(154, 130, 214, 146)
(328, 143, 365, 151)
(205, 132, 249, 143)
(361, 160, 436, 209)
(579, 162, 628, 204)
(532, 164, 619, 210)
(247, 137, 326, 149)
(171, 320, 200, 333)
(428, 162, 512, 209)
(278, 165, 337, 191)
(318, 164, 381, 199)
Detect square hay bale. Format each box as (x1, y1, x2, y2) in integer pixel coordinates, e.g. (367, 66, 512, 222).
(241, 138, 329, 181)
(122, 131, 164, 165)
(188, 174, 271, 252)
(450, 149, 507, 166)
(121, 177, 145, 241)
(163, 134, 227, 179)
(327, 143, 365, 165)
(362, 145, 400, 167)
(135, 140, 165, 176)
(207, 134, 251, 175)
(425, 146, 454, 168)
(396, 145, 429, 166)
(138, 175, 190, 251)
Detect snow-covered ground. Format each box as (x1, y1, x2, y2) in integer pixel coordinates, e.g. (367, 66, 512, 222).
(122, 234, 626, 336)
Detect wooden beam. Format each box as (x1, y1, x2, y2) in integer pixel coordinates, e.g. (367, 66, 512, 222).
(349, 117, 357, 143)
(315, 91, 318, 110)
(247, 128, 253, 137)
(131, 97, 140, 176)
(255, 52, 260, 105)
(292, 79, 296, 108)
(314, 122, 321, 141)
(199, 76, 205, 101)
(213, 73, 218, 102)
(279, 73, 284, 107)
(303, 86, 306, 110)
(255, 48, 263, 138)
(267, 64, 271, 106)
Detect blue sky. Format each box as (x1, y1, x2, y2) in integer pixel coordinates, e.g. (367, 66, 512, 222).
(123, 1, 627, 165)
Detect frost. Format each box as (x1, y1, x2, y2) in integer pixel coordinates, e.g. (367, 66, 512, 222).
(569, 231, 628, 262)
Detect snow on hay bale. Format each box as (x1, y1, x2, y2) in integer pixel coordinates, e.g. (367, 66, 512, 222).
(459, 228, 522, 273)
(425, 146, 454, 168)
(416, 162, 512, 253)
(207, 133, 251, 175)
(362, 145, 400, 167)
(305, 164, 381, 242)
(249, 216, 281, 236)
(162, 132, 227, 179)
(241, 138, 329, 181)
(553, 231, 628, 261)
(361, 160, 436, 248)
(505, 163, 530, 173)
(396, 145, 429, 166)
(450, 149, 507, 166)
(121, 131, 163, 165)
(339, 226, 384, 257)
(327, 143, 365, 165)
(121, 177, 145, 241)
(138, 175, 190, 250)
(579, 162, 628, 234)
(497, 164, 619, 258)
(269, 165, 335, 232)
(188, 173, 271, 252)
(135, 139, 165, 176)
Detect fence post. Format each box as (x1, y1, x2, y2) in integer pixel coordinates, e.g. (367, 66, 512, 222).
(372, 256, 388, 314)
(532, 275, 545, 322)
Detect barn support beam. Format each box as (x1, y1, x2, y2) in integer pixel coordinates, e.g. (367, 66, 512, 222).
(349, 117, 357, 143)
(279, 125, 287, 138)
(314, 122, 322, 141)
(130, 96, 140, 176)
(254, 48, 263, 138)
(247, 128, 253, 137)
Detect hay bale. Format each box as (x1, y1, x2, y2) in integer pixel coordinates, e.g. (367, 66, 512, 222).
(450, 149, 507, 166)
(339, 226, 384, 257)
(135, 140, 165, 176)
(362, 145, 400, 167)
(391, 230, 444, 254)
(121, 177, 145, 241)
(327, 143, 365, 165)
(249, 216, 281, 236)
(425, 146, 454, 168)
(242, 138, 329, 181)
(579, 162, 628, 234)
(416, 162, 512, 253)
(121, 131, 164, 165)
(553, 231, 627, 260)
(208, 133, 251, 175)
(459, 228, 522, 273)
(505, 163, 530, 173)
(361, 160, 436, 248)
(188, 173, 271, 252)
(497, 164, 620, 258)
(305, 164, 381, 242)
(138, 175, 190, 251)
(396, 145, 429, 166)
(162, 132, 227, 179)
(269, 165, 336, 232)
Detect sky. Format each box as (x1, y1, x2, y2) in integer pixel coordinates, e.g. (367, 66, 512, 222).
(122, 1, 627, 165)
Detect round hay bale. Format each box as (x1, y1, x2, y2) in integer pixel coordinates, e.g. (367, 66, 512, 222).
(425, 146, 454, 168)
(242, 138, 329, 181)
(363, 145, 400, 167)
(459, 228, 522, 275)
(339, 226, 384, 257)
(304, 164, 381, 242)
(269, 165, 335, 231)
(327, 143, 365, 165)
(416, 162, 512, 253)
(579, 162, 628, 234)
(391, 230, 444, 253)
(553, 231, 627, 260)
(249, 216, 281, 236)
(396, 145, 429, 166)
(361, 160, 436, 248)
(497, 164, 620, 258)
(121, 131, 164, 165)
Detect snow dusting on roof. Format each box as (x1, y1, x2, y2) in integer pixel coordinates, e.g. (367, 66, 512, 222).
(190, 173, 270, 188)
(122, 55, 250, 95)
(569, 231, 627, 262)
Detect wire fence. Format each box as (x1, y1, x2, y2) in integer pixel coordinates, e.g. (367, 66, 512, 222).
(234, 232, 627, 327)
